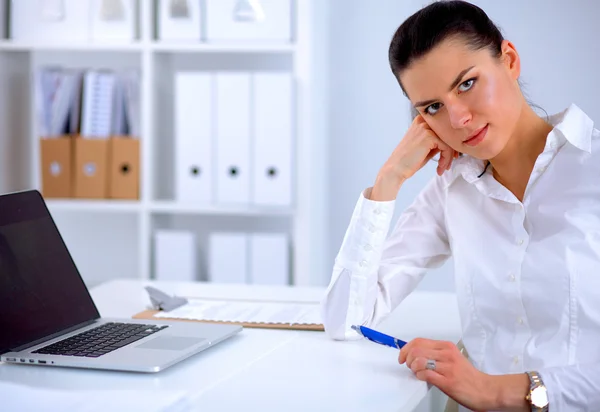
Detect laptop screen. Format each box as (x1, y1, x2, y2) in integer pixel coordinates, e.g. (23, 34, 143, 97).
(0, 191, 100, 354)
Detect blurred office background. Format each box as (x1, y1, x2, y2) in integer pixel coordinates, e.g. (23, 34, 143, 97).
(0, 0, 597, 292)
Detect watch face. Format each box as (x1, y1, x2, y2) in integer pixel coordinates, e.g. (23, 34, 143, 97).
(531, 386, 549, 407)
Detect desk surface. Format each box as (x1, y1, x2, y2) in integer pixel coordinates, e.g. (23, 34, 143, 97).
(0, 279, 461, 412)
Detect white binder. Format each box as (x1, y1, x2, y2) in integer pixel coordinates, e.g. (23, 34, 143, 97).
(10, 0, 90, 43)
(80, 70, 116, 138)
(252, 73, 293, 206)
(157, 0, 202, 41)
(249, 233, 289, 285)
(153, 230, 198, 282)
(174, 72, 213, 203)
(89, 0, 137, 43)
(215, 73, 251, 204)
(208, 232, 248, 284)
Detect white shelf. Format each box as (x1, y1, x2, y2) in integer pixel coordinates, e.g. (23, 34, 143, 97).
(0, 40, 144, 52)
(0, 0, 329, 287)
(150, 201, 294, 216)
(151, 42, 295, 53)
(46, 199, 142, 213)
(0, 40, 295, 54)
(43, 199, 294, 217)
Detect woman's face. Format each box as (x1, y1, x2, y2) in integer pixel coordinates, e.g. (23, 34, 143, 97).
(399, 37, 523, 160)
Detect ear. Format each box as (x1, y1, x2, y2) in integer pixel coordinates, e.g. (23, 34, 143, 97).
(500, 39, 521, 80)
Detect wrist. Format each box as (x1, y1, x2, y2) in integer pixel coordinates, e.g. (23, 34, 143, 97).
(371, 173, 406, 201)
(488, 373, 530, 412)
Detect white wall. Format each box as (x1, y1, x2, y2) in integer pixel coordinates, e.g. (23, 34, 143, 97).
(325, 0, 600, 291)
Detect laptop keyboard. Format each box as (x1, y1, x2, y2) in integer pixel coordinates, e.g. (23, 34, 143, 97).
(32, 322, 169, 358)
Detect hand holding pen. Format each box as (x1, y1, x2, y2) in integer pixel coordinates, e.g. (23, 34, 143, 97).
(352, 324, 498, 412)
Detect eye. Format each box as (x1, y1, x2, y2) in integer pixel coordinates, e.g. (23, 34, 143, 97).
(425, 102, 442, 116)
(458, 78, 476, 93)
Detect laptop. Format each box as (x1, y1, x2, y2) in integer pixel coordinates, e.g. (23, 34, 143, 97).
(0, 190, 242, 373)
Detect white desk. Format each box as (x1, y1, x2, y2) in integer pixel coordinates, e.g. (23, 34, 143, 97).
(0, 279, 461, 412)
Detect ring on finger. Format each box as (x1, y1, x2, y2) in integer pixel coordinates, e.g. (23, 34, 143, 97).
(425, 359, 436, 371)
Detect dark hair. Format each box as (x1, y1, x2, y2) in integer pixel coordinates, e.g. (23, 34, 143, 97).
(389, 0, 547, 120)
(389, 0, 504, 96)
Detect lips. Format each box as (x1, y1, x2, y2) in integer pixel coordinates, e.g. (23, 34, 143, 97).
(463, 124, 489, 146)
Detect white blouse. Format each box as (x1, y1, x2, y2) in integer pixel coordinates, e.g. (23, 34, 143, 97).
(320, 103, 600, 411)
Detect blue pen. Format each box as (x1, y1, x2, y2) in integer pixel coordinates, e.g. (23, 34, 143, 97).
(351, 325, 407, 349)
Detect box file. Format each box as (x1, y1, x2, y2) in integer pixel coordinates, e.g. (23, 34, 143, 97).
(215, 73, 251, 204)
(174, 72, 213, 203)
(10, 0, 90, 43)
(208, 232, 248, 284)
(40, 137, 74, 199)
(154, 230, 198, 282)
(205, 0, 292, 42)
(157, 0, 202, 41)
(89, 0, 137, 42)
(108, 137, 140, 199)
(249, 233, 289, 285)
(252, 73, 293, 206)
(73, 138, 109, 199)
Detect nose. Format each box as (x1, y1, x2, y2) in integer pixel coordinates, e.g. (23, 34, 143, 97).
(447, 100, 472, 129)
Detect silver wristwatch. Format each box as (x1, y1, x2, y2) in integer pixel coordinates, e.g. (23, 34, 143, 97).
(525, 371, 549, 411)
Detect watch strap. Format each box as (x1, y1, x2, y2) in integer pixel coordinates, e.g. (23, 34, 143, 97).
(526, 371, 549, 412)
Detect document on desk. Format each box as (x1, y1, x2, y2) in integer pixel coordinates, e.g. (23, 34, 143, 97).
(152, 298, 323, 326)
(1, 381, 194, 412)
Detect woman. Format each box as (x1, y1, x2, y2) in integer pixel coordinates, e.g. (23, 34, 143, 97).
(320, 1, 600, 411)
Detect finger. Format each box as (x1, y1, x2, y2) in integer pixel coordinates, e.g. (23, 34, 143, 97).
(406, 347, 445, 369)
(437, 147, 456, 175)
(425, 148, 441, 162)
(415, 369, 446, 389)
(399, 338, 441, 364)
(413, 113, 425, 125)
(410, 357, 451, 376)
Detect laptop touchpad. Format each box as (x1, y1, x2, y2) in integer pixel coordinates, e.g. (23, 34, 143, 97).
(136, 336, 206, 350)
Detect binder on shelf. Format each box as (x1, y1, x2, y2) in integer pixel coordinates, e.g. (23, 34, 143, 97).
(89, 0, 137, 43)
(75, 69, 114, 198)
(40, 137, 73, 199)
(215, 73, 251, 204)
(157, 0, 202, 41)
(174, 72, 213, 204)
(204, 0, 292, 42)
(36, 67, 141, 200)
(10, 0, 90, 43)
(249, 233, 290, 285)
(133, 286, 324, 331)
(153, 230, 198, 282)
(35, 67, 79, 199)
(252, 73, 293, 206)
(73, 137, 109, 199)
(208, 232, 248, 284)
(80, 70, 116, 139)
(108, 136, 139, 199)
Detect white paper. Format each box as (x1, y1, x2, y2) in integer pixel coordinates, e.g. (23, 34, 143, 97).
(153, 299, 322, 325)
(0, 382, 194, 412)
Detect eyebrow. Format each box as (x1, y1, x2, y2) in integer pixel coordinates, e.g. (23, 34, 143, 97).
(413, 66, 476, 108)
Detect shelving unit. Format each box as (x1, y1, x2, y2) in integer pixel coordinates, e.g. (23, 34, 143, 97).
(0, 0, 329, 288)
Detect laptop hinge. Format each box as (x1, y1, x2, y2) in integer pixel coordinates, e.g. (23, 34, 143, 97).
(10, 318, 100, 353)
